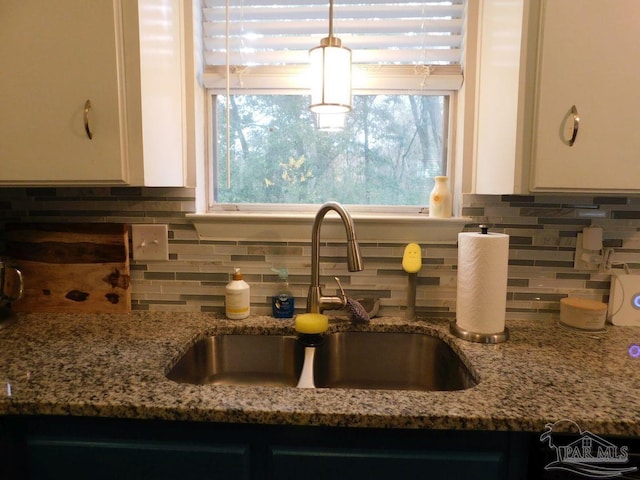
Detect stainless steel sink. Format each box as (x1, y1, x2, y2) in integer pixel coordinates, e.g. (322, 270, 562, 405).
(167, 334, 303, 387)
(314, 331, 476, 391)
(167, 331, 476, 391)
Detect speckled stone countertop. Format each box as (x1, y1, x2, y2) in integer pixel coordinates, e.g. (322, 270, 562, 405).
(0, 312, 639, 436)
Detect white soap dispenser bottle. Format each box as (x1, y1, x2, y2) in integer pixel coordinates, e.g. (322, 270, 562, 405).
(225, 268, 250, 319)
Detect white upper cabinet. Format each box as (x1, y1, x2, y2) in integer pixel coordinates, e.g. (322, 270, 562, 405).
(0, 0, 193, 186)
(530, 0, 640, 192)
(467, 0, 528, 195)
(467, 0, 640, 194)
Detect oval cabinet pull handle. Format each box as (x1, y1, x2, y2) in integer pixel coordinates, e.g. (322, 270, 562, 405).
(83, 99, 93, 140)
(568, 104, 579, 146)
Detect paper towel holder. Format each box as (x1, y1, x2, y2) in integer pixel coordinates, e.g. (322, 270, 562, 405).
(451, 223, 509, 343)
(449, 321, 509, 344)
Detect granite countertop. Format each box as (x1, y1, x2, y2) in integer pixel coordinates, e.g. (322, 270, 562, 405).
(0, 312, 639, 436)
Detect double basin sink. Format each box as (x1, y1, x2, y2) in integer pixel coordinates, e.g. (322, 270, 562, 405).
(167, 331, 477, 392)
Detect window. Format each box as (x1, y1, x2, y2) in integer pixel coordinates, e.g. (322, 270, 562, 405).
(201, 1, 466, 211)
(213, 93, 448, 206)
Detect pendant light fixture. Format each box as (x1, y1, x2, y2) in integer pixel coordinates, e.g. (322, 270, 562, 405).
(316, 112, 346, 132)
(309, 0, 352, 114)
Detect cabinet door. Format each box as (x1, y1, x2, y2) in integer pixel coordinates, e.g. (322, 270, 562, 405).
(0, 0, 129, 184)
(271, 447, 506, 480)
(530, 0, 640, 191)
(27, 437, 250, 480)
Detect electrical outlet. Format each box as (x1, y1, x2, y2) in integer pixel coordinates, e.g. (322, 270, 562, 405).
(573, 233, 599, 271)
(131, 224, 169, 261)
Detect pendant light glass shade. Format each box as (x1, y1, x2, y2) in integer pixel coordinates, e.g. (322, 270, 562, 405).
(309, 38, 352, 113)
(309, 0, 352, 114)
(316, 112, 346, 131)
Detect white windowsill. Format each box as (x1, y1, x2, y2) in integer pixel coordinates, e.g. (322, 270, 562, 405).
(187, 212, 471, 244)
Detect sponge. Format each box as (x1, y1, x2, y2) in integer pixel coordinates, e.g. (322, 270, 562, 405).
(295, 313, 329, 334)
(402, 243, 422, 273)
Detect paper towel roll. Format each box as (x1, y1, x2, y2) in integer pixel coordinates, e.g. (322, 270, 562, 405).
(456, 232, 509, 334)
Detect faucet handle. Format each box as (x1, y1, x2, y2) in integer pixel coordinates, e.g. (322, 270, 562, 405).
(333, 277, 347, 303)
(334, 277, 370, 323)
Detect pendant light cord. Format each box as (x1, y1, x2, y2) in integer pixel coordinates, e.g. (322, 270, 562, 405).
(328, 0, 334, 39)
(225, 0, 231, 188)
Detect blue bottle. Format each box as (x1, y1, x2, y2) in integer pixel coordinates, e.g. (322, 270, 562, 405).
(272, 268, 294, 318)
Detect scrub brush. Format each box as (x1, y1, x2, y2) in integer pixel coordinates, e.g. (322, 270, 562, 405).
(335, 277, 370, 324)
(402, 243, 423, 320)
(294, 313, 329, 389)
(345, 297, 370, 324)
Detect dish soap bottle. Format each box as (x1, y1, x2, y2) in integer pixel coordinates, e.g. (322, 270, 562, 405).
(272, 268, 294, 318)
(225, 268, 250, 319)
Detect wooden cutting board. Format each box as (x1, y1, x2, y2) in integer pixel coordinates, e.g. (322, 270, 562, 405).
(4, 223, 131, 313)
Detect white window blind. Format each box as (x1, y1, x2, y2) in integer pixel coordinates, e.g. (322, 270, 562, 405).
(202, 0, 465, 91)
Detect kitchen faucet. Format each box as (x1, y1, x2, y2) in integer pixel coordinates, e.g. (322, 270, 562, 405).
(307, 202, 363, 313)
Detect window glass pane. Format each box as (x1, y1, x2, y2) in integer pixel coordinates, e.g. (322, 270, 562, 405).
(213, 94, 447, 206)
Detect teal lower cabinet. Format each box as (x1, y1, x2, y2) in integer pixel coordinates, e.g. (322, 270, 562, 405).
(27, 438, 250, 480)
(2, 416, 252, 480)
(268, 428, 528, 480)
(1, 416, 530, 480)
(271, 448, 505, 479)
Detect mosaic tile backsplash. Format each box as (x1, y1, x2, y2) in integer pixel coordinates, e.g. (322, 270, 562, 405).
(1, 187, 639, 320)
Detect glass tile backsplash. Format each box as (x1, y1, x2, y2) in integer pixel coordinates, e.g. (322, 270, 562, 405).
(1, 187, 638, 320)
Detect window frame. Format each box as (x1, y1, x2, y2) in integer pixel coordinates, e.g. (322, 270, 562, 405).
(203, 70, 461, 215)
(188, 1, 471, 243)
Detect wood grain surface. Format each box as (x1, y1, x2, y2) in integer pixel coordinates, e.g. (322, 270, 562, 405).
(4, 223, 131, 313)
